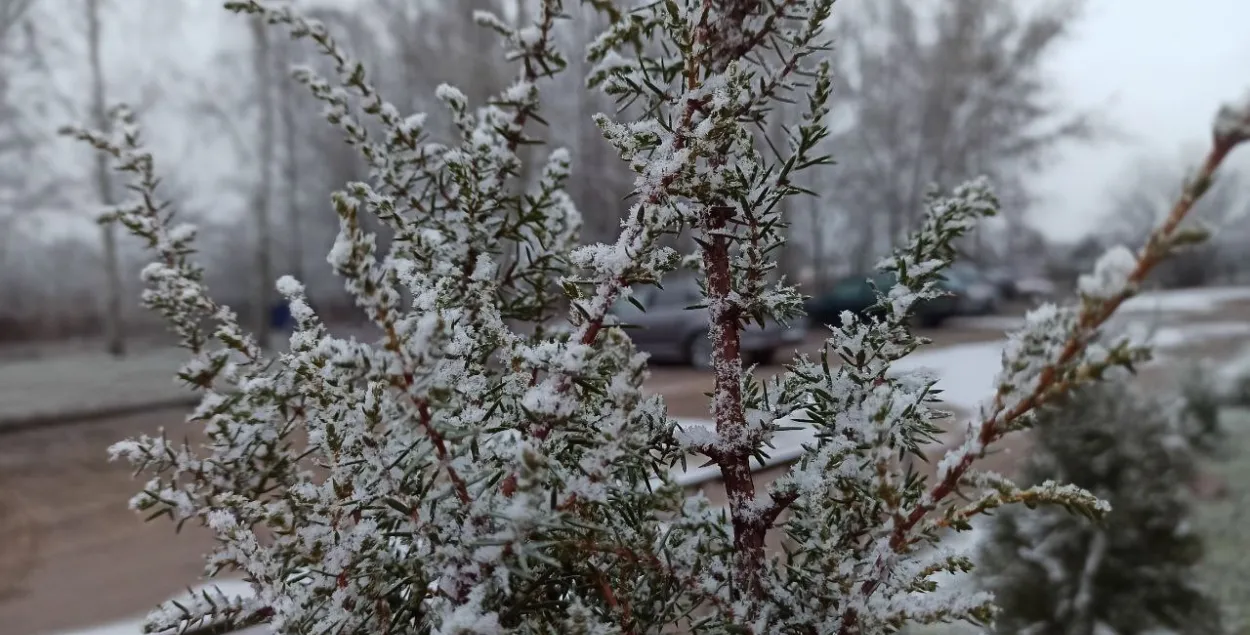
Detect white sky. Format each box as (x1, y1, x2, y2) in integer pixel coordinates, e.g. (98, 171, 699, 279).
(1030, 0, 1250, 242)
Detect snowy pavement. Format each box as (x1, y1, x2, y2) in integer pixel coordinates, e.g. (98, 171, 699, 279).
(665, 314, 1250, 488)
(0, 331, 348, 432)
(0, 324, 1005, 433)
(53, 580, 267, 635)
(0, 347, 194, 431)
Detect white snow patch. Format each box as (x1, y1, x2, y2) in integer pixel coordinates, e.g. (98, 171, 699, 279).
(1120, 286, 1250, 314)
(894, 342, 1005, 412)
(1140, 321, 1250, 348)
(662, 317, 1250, 487)
(57, 619, 269, 635)
(660, 414, 821, 488)
(661, 341, 1006, 487)
(55, 580, 268, 635)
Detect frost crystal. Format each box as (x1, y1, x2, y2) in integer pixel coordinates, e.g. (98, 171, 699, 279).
(1077, 245, 1138, 300)
(1214, 89, 1250, 144)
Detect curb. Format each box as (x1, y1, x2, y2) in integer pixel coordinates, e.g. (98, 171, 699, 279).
(0, 395, 200, 437)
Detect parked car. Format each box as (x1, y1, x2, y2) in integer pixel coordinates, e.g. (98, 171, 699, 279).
(1013, 274, 1057, 302)
(945, 263, 1002, 315)
(804, 272, 960, 328)
(981, 266, 1056, 303)
(608, 277, 807, 369)
(982, 267, 1021, 300)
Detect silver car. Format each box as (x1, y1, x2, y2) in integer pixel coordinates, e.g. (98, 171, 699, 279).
(946, 263, 1002, 315)
(608, 277, 807, 369)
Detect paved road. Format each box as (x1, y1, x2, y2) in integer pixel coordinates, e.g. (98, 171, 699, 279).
(2, 304, 1248, 635)
(0, 408, 213, 635)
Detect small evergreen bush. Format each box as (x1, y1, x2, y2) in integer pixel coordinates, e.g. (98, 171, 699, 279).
(1216, 344, 1250, 407)
(1174, 361, 1229, 456)
(978, 379, 1222, 635)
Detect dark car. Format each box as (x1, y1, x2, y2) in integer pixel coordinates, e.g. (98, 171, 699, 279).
(944, 263, 1002, 316)
(981, 267, 1021, 300)
(804, 272, 960, 328)
(981, 266, 1056, 303)
(608, 277, 807, 369)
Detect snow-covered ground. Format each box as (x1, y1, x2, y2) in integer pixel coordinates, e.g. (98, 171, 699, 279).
(1119, 285, 1250, 314)
(62, 620, 269, 635)
(5, 286, 1249, 431)
(665, 315, 1250, 487)
(0, 347, 194, 428)
(953, 286, 1250, 333)
(661, 338, 1005, 487)
(54, 580, 266, 635)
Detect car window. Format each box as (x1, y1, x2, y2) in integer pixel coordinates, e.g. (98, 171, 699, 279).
(831, 278, 869, 300)
(652, 280, 702, 308)
(943, 266, 976, 289)
(612, 287, 654, 314)
(869, 273, 897, 292)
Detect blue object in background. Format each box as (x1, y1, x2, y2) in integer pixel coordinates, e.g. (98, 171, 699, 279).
(269, 301, 294, 332)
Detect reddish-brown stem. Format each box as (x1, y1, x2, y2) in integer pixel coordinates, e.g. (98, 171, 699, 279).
(594, 567, 637, 635)
(902, 137, 1236, 542)
(700, 203, 765, 582)
(839, 135, 1242, 635)
(375, 304, 472, 505)
(694, 0, 807, 602)
(416, 399, 471, 504)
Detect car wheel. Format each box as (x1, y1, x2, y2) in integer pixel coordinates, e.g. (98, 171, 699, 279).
(687, 331, 715, 370)
(748, 348, 776, 367)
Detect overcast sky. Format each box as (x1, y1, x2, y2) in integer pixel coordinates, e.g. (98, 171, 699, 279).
(1030, 0, 1250, 242)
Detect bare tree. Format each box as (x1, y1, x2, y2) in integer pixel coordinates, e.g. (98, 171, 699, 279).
(275, 32, 304, 283)
(828, 0, 1094, 271)
(1099, 154, 1250, 287)
(564, 3, 629, 245)
(26, 0, 166, 351)
(250, 18, 276, 348)
(85, 0, 126, 356)
(371, 0, 505, 130)
(1101, 156, 1246, 245)
(0, 0, 51, 283)
(185, 16, 296, 342)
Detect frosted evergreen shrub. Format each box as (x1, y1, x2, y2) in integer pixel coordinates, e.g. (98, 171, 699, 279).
(1174, 362, 1230, 456)
(978, 378, 1222, 635)
(62, 1, 1250, 634)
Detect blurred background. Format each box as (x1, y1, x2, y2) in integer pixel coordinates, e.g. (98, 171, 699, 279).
(1, 1, 1249, 634)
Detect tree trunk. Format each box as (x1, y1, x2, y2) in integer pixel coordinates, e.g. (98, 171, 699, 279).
(87, 0, 125, 357)
(277, 41, 303, 284)
(576, 6, 611, 244)
(252, 19, 275, 349)
(805, 195, 826, 289)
